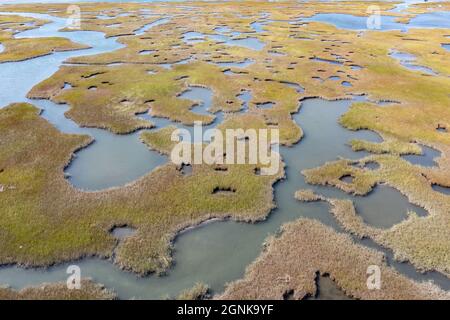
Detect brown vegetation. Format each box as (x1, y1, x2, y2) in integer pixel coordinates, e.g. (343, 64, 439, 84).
(0, 279, 116, 300)
(219, 218, 449, 300)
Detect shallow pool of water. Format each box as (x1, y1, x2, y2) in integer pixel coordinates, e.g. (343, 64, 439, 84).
(111, 226, 137, 239)
(134, 17, 170, 35)
(308, 275, 352, 300)
(305, 11, 450, 31)
(250, 21, 266, 33)
(237, 90, 252, 112)
(256, 102, 275, 109)
(228, 37, 265, 51)
(304, 13, 404, 31)
(390, 50, 437, 76)
(67, 85, 224, 191)
(409, 11, 450, 29)
(214, 58, 254, 68)
(0, 0, 187, 3)
(341, 81, 352, 87)
(179, 86, 213, 116)
(66, 128, 167, 191)
(354, 185, 428, 229)
(211, 34, 265, 51)
(0, 12, 124, 107)
(139, 49, 155, 55)
(402, 144, 441, 167)
(432, 184, 450, 195)
(182, 31, 205, 44)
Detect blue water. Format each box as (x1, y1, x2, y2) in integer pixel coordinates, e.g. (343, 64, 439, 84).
(409, 11, 450, 29)
(1, 96, 448, 299)
(66, 84, 223, 189)
(0, 0, 180, 3)
(281, 81, 305, 93)
(210, 34, 265, 51)
(311, 57, 344, 65)
(354, 185, 428, 229)
(390, 50, 437, 75)
(0, 12, 124, 106)
(139, 49, 155, 55)
(214, 58, 254, 68)
(342, 81, 352, 87)
(0, 12, 176, 192)
(268, 50, 286, 56)
(256, 102, 274, 109)
(179, 86, 213, 116)
(432, 184, 450, 195)
(182, 31, 205, 44)
(402, 144, 441, 167)
(139, 86, 225, 144)
(134, 17, 170, 36)
(250, 21, 266, 33)
(237, 90, 252, 112)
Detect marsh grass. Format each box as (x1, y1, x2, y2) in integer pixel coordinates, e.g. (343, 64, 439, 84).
(0, 279, 116, 300)
(219, 218, 449, 300)
(301, 154, 450, 276)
